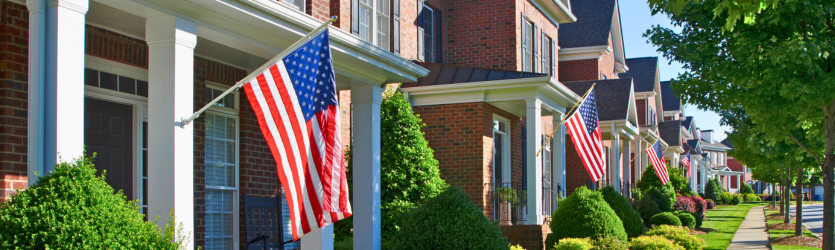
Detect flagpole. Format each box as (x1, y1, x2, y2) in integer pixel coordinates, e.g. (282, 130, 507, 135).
(536, 83, 595, 157)
(180, 16, 339, 128)
(629, 137, 661, 163)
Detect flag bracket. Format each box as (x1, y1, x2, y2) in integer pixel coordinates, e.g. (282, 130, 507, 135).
(178, 16, 339, 128)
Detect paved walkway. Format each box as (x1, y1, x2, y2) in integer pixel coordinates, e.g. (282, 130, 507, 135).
(727, 206, 770, 249)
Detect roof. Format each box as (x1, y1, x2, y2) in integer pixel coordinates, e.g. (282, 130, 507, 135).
(558, 0, 617, 48)
(658, 120, 682, 147)
(661, 80, 681, 111)
(618, 57, 658, 92)
(562, 78, 633, 122)
(682, 116, 694, 130)
(721, 138, 733, 149)
(401, 62, 546, 88)
(687, 139, 702, 154)
(702, 139, 731, 150)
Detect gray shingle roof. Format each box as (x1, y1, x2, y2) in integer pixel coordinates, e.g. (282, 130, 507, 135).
(618, 57, 658, 92)
(721, 138, 733, 149)
(562, 78, 633, 122)
(558, 0, 617, 48)
(682, 116, 694, 130)
(401, 62, 546, 88)
(658, 120, 681, 147)
(661, 80, 681, 111)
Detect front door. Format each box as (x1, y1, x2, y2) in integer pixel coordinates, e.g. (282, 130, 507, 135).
(85, 97, 134, 200)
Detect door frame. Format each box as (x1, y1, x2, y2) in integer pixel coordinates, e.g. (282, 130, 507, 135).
(85, 55, 149, 206)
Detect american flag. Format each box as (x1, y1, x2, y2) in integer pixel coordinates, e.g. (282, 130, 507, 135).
(242, 29, 351, 241)
(565, 89, 606, 181)
(681, 152, 691, 177)
(646, 140, 669, 185)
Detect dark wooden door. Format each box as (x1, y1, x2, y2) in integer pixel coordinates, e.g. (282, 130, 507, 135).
(85, 97, 134, 200)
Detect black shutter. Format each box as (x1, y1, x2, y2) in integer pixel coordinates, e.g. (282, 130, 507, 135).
(522, 127, 527, 188)
(533, 23, 538, 73)
(417, 0, 425, 61)
(550, 38, 556, 77)
(521, 13, 527, 71)
(541, 31, 547, 74)
(351, 0, 359, 35)
(435, 10, 442, 63)
(393, 0, 400, 55)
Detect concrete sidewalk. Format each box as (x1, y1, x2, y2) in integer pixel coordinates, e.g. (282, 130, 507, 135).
(727, 206, 770, 249)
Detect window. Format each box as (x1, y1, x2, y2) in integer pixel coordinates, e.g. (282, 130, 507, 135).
(85, 68, 148, 97)
(542, 35, 552, 75)
(204, 84, 239, 250)
(358, 0, 390, 50)
(522, 19, 533, 72)
(419, 5, 434, 62)
(492, 116, 510, 221)
(282, 0, 305, 12)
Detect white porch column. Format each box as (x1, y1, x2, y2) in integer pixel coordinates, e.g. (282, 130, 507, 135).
(526, 99, 542, 225)
(610, 124, 620, 192)
(26, 0, 88, 183)
(736, 174, 741, 193)
(351, 84, 382, 250)
(700, 163, 707, 192)
(634, 138, 643, 183)
(690, 160, 697, 192)
(146, 16, 196, 248)
(302, 224, 334, 250)
(552, 114, 565, 195)
(622, 137, 631, 195)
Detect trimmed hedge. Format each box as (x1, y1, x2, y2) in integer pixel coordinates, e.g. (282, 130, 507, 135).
(592, 236, 629, 250)
(549, 186, 627, 241)
(635, 196, 661, 224)
(742, 193, 761, 201)
(629, 236, 683, 250)
(645, 225, 705, 250)
(648, 187, 676, 212)
(554, 238, 594, 250)
(675, 211, 697, 228)
(649, 212, 682, 227)
(600, 187, 646, 238)
(687, 212, 703, 227)
(388, 187, 508, 249)
(741, 183, 754, 194)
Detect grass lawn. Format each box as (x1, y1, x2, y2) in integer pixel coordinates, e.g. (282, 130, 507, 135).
(764, 207, 821, 249)
(697, 202, 769, 250)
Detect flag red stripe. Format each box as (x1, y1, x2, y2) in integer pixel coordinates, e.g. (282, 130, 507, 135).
(566, 114, 606, 181)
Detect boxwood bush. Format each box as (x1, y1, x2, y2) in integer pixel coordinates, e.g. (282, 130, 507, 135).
(687, 211, 703, 227)
(553, 238, 593, 250)
(742, 193, 761, 201)
(645, 225, 705, 250)
(649, 212, 682, 227)
(0, 155, 184, 249)
(629, 236, 683, 250)
(648, 187, 676, 212)
(592, 235, 629, 250)
(600, 186, 645, 238)
(549, 186, 627, 242)
(635, 196, 661, 224)
(740, 182, 754, 194)
(731, 195, 743, 205)
(388, 187, 508, 249)
(675, 211, 696, 228)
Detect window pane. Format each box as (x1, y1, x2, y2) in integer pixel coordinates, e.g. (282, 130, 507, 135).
(359, 6, 371, 42)
(118, 76, 136, 94)
(136, 80, 148, 97)
(99, 71, 118, 91)
(85, 68, 99, 87)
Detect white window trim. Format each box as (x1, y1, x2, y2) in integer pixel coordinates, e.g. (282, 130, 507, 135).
(358, 0, 391, 50)
(493, 114, 511, 184)
(204, 83, 241, 250)
(277, 0, 306, 12)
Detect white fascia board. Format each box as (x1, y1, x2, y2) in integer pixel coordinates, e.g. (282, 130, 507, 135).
(634, 91, 656, 99)
(666, 145, 685, 154)
(134, 0, 428, 85)
(558, 45, 611, 61)
(531, 0, 577, 24)
(600, 121, 638, 140)
(680, 126, 693, 139)
(627, 84, 638, 126)
(611, 1, 626, 66)
(402, 76, 581, 110)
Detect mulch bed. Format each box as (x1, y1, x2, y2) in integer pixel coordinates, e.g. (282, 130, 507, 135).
(695, 227, 716, 233)
(766, 223, 810, 231)
(770, 236, 822, 248)
(765, 204, 780, 211)
(766, 213, 794, 221)
(689, 228, 707, 235)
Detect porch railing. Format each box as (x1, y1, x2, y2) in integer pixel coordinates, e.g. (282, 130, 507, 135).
(542, 183, 564, 216)
(485, 182, 527, 225)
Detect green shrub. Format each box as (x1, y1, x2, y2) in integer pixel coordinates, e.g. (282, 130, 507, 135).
(667, 168, 691, 193)
(549, 186, 627, 242)
(592, 235, 629, 250)
(704, 199, 716, 209)
(334, 237, 353, 250)
(510, 244, 526, 250)
(600, 186, 646, 238)
(629, 236, 684, 250)
(648, 187, 676, 212)
(740, 183, 754, 194)
(742, 193, 761, 201)
(685, 191, 699, 197)
(731, 195, 743, 205)
(675, 211, 696, 228)
(546, 234, 557, 250)
(0, 155, 184, 249)
(554, 238, 594, 250)
(645, 225, 705, 250)
(687, 211, 703, 227)
(637, 164, 667, 191)
(388, 187, 508, 249)
(649, 212, 683, 227)
(703, 178, 723, 201)
(635, 196, 661, 224)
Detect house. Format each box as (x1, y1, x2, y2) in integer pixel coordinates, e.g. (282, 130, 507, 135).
(0, 0, 582, 249)
(698, 129, 742, 193)
(681, 116, 706, 192)
(557, 0, 627, 82)
(618, 57, 668, 183)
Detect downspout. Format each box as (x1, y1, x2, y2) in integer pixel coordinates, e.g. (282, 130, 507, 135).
(26, 0, 46, 186)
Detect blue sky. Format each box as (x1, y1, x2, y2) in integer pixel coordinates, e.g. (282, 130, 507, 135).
(618, 1, 732, 141)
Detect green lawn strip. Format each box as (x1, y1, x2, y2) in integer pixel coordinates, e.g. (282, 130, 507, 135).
(769, 230, 820, 250)
(697, 202, 768, 250)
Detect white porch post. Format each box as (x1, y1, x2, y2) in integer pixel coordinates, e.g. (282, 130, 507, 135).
(526, 99, 542, 225)
(146, 16, 196, 248)
(736, 174, 741, 193)
(700, 163, 707, 191)
(351, 84, 382, 250)
(690, 160, 697, 192)
(610, 124, 620, 192)
(634, 138, 643, 182)
(552, 114, 565, 195)
(26, 0, 88, 183)
(622, 137, 631, 195)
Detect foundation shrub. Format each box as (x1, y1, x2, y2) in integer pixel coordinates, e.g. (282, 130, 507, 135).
(549, 186, 627, 242)
(687, 211, 703, 227)
(388, 187, 508, 249)
(674, 211, 697, 228)
(689, 196, 707, 216)
(740, 183, 754, 194)
(703, 178, 723, 202)
(635, 196, 661, 224)
(0, 155, 185, 249)
(648, 187, 676, 212)
(731, 195, 743, 205)
(704, 199, 716, 209)
(629, 236, 683, 250)
(600, 186, 646, 238)
(674, 196, 696, 213)
(649, 212, 682, 227)
(553, 238, 594, 250)
(645, 225, 705, 250)
(742, 193, 761, 201)
(592, 235, 629, 250)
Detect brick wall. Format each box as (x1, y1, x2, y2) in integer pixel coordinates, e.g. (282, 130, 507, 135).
(565, 134, 586, 193)
(559, 59, 599, 82)
(502, 224, 551, 250)
(0, 0, 28, 204)
(636, 99, 646, 126)
(598, 32, 618, 80)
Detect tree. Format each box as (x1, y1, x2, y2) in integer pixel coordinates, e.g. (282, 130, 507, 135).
(646, 1, 835, 247)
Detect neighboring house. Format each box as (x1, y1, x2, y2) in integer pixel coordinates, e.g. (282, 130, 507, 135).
(661, 80, 683, 121)
(558, 0, 628, 82)
(681, 116, 706, 192)
(658, 120, 684, 171)
(618, 57, 667, 183)
(0, 0, 574, 250)
(699, 129, 741, 192)
(561, 78, 639, 194)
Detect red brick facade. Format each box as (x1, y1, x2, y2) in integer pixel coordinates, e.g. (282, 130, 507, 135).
(0, 0, 28, 203)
